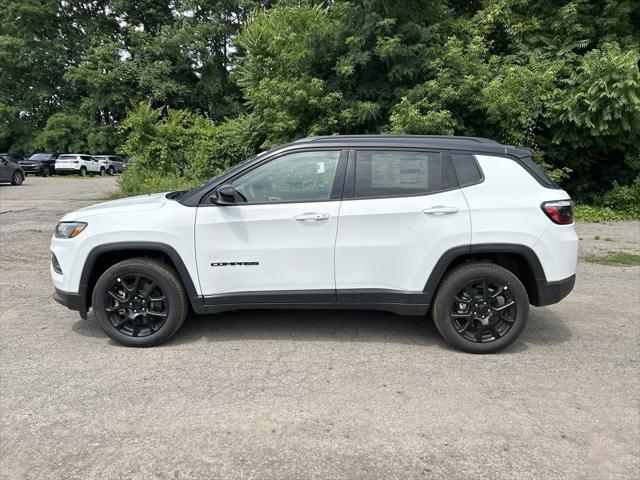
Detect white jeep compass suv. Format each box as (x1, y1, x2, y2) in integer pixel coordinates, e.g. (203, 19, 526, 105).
(55, 154, 104, 176)
(51, 136, 578, 353)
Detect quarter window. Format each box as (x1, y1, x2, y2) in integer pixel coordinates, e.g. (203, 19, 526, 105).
(451, 153, 482, 186)
(354, 150, 449, 198)
(232, 150, 341, 204)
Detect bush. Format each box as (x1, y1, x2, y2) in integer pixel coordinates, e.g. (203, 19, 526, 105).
(600, 176, 640, 214)
(574, 204, 640, 222)
(116, 104, 259, 196)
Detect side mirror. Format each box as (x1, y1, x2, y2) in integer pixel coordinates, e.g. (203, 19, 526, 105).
(211, 184, 237, 205)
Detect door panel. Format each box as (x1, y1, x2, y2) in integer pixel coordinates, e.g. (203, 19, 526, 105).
(335, 190, 470, 292)
(195, 149, 345, 296)
(335, 149, 471, 293)
(195, 202, 341, 295)
(0, 158, 9, 181)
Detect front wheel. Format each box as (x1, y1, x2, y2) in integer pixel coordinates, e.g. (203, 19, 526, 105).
(79, 166, 87, 177)
(108, 166, 115, 175)
(92, 258, 188, 347)
(11, 171, 24, 185)
(432, 262, 529, 354)
(41, 166, 51, 177)
(99, 167, 106, 176)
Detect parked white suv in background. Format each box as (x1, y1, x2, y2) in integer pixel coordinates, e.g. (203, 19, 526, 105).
(51, 136, 578, 353)
(55, 154, 104, 176)
(94, 155, 125, 175)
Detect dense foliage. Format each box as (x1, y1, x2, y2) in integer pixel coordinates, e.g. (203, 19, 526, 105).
(1, 0, 639, 211)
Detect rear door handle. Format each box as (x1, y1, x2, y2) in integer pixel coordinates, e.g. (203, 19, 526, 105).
(294, 213, 330, 222)
(421, 206, 459, 215)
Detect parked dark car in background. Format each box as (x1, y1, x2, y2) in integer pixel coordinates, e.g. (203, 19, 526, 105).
(19, 153, 57, 177)
(0, 154, 25, 185)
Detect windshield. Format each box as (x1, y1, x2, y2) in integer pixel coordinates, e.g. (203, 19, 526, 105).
(29, 153, 51, 161)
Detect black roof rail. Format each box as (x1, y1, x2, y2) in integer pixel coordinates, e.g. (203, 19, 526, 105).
(305, 134, 499, 144)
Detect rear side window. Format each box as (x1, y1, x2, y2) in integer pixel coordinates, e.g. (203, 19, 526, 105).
(451, 153, 482, 187)
(354, 150, 452, 198)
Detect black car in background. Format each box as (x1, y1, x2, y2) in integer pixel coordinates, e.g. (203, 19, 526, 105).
(19, 153, 57, 176)
(0, 154, 25, 185)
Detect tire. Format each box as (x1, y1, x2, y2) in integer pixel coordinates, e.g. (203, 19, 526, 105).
(79, 166, 87, 177)
(92, 258, 188, 347)
(108, 166, 115, 175)
(99, 167, 105, 176)
(41, 166, 50, 177)
(11, 170, 24, 185)
(432, 262, 529, 354)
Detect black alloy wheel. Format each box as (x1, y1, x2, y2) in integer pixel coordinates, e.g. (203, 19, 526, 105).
(432, 262, 529, 353)
(104, 274, 169, 338)
(450, 279, 517, 343)
(92, 258, 188, 347)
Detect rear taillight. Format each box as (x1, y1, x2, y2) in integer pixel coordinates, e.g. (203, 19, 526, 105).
(541, 200, 574, 225)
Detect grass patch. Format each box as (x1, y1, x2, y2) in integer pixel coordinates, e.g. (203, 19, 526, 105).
(583, 251, 640, 266)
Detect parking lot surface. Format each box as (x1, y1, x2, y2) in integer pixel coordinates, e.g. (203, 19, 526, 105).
(1, 177, 639, 479)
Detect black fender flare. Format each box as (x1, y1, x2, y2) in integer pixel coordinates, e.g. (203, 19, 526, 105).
(79, 241, 202, 310)
(422, 243, 547, 306)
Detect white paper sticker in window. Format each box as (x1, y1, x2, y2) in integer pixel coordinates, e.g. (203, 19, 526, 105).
(316, 162, 325, 174)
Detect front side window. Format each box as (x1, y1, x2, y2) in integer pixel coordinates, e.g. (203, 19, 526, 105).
(232, 150, 341, 204)
(354, 150, 449, 198)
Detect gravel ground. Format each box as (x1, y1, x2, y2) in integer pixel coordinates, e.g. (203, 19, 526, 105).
(1, 176, 639, 480)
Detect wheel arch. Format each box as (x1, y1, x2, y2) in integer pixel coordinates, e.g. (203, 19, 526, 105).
(424, 244, 547, 306)
(80, 242, 201, 311)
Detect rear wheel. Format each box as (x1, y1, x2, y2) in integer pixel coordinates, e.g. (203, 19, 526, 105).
(79, 166, 87, 177)
(11, 171, 24, 185)
(432, 262, 529, 353)
(108, 166, 115, 175)
(99, 167, 106, 176)
(92, 258, 188, 347)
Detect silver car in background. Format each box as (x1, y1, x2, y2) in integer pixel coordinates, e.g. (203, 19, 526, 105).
(93, 155, 125, 175)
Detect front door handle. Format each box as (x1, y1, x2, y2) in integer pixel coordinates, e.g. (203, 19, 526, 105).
(294, 213, 330, 222)
(421, 206, 460, 215)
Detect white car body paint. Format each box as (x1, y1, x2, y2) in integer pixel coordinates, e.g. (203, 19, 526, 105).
(50, 142, 578, 308)
(54, 154, 102, 174)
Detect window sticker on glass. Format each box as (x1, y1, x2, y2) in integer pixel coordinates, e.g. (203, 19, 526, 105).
(316, 162, 325, 174)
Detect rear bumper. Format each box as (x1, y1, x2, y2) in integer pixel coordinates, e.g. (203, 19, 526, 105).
(533, 274, 575, 307)
(53, 288, 87, 312)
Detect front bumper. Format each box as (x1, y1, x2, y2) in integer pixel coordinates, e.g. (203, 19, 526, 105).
(53, 287, 87, 312)
(20, 165, 42, 174)
(533, 274, 576, 307)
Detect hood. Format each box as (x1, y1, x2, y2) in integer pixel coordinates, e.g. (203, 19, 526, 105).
(62, 192, 169, 220)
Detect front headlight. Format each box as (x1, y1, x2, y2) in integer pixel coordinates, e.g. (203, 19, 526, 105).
(55, 222, 87, 239)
